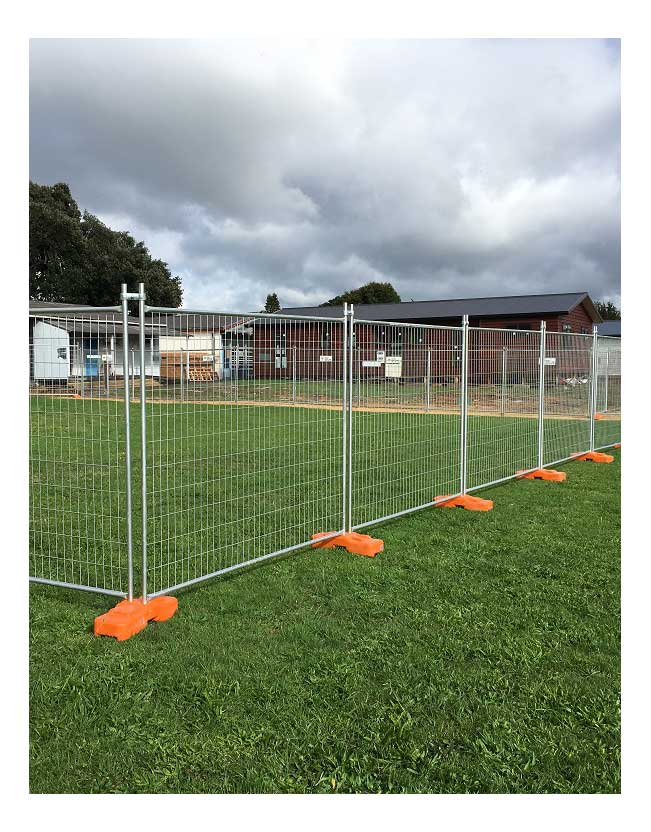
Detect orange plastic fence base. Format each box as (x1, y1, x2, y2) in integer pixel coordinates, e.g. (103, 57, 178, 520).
(613, 443, 621, 448)
(94, 596, 178, 641)
(516, 468, 567, 482)
(434, 494, 493, 511)
(571, 451, 614, 464)
(311, 531, 384, 557)
(594, 413, 605, 420)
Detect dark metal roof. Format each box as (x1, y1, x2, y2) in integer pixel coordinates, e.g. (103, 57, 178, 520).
(596, 320, 621, 337)
(29, 302, 162, 335)
(283, 291, 602, 323)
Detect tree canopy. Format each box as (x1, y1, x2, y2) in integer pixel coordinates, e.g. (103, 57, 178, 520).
(263, 292, 281, 312)
(320, 281, 401, 307)
(595, 300, 621, 321)
(29, 182, 183, 307)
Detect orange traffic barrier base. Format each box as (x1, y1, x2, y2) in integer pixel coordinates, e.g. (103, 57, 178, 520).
(594, 413, 605, 420)
(570, 451, 614, 464)
(94, 595, 178, 641)
(516, 468, 566, 482)
(311, 531, 384, 557)
(434, 494, 493, 511)
(613, 443, 621, 448)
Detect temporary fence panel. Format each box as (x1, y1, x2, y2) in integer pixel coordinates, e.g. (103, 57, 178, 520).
(542, 330, 593, 466)
(465, 326, 541, 489)
(594, 335, 621, 450)
(350, 320, 462, 529)
(143, 308, 347, 598)
(30, 293, 621, 620)
(29, 308, 131, 597)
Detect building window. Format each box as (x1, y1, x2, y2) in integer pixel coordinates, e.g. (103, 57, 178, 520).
(376, 329, 388, 351)
(389, 328, 404, 355)
(506, 322, 532, 332)
(321, 330, 331, 352)
(258, 352, 271, 362)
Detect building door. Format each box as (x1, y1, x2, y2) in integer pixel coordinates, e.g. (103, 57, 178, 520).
(84, 337, 100, 377)
(274, 333, 287, 370)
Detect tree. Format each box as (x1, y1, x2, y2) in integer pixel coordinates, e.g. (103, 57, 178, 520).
(595, 300, 621, 321)
(264, 292, 281, 312)
(29, 181, 183, 307)
(320, 281, 401, 307)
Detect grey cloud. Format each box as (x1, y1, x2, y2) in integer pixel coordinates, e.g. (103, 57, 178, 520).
(30, 38, 620, 310)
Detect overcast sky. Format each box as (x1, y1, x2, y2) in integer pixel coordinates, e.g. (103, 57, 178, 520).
(30, 39, 621, 310)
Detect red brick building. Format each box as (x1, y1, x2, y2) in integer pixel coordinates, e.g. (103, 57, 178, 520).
(252, 291, 602, 383)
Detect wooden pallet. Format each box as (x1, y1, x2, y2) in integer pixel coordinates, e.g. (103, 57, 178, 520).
(188, 368, 214, 382)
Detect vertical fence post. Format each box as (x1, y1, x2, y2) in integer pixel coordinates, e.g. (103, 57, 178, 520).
(459, 315, 469, 495)
(138, 282, 148, 603)
(121, 285, 134, 601)
(130, 349, 135, 401)
(605, 348, 609, 413)
(341, 303, 348, 533)
(589, 324, 598, 451)
(537, 321, 546, 470)
(211, 332, 216, 386)
(425, 349, 431, 411)
(292, 345, 297, 403)
(180, 348, 185, 401)
(186, 336, 190, 393)
(80, 345, 85, 399)
(348, 304, 355, 532)
(501, 346, 507, 416)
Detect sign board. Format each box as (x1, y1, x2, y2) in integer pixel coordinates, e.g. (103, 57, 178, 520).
(86, 354, 101, 360)
(319, 355, 333, 363)
(101, 354, 112, 362)
(544, 357, 557, 366)
(362, 360, 382, 368)
(376, 351, 386, 363)
(385, 356, 403, 378)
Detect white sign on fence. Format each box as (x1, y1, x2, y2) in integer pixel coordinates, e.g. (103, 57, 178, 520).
(385, 356, 403, 378)
(362, 360, 382, 368)
(376, 351, 386, 363)
(319, 355, 333, 363)
(544, 357, 557, 366)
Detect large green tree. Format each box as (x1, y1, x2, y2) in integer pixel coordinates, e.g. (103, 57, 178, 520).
(595, 300, 621, 321)
(320, 281, 401, 307)
(29, 182, 183, 307)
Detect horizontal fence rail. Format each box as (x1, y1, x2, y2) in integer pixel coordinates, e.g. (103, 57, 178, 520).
(29, 293, 621, 617)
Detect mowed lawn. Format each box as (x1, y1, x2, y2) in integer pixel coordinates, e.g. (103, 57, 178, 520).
(29, 413, 620, 794)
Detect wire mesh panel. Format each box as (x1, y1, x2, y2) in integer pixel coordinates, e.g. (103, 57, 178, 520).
(465, 326, 541, 488)
(350, 320, 462, 528)
(594, 335, 621, 449)
(542, 331, 592, 465)
(29, 310, 130, 596)
(144, 309, 346, 597)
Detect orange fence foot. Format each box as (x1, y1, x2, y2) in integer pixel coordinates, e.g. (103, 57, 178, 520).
(594, 413, 605, 420)
(94, 596, 178, 641)
(311, 531, 384, 557)
(613, 443, 621, 448)
(516, 468, 566, 482)
(434, 494, 493, 511)
(570, 451, 614, 464)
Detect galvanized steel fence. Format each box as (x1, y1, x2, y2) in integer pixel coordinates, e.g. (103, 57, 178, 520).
(29, 286, 621, 607)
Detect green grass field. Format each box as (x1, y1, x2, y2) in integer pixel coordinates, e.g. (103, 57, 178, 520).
(29, 411, 620, 794)
(29, 395, 618, 597)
